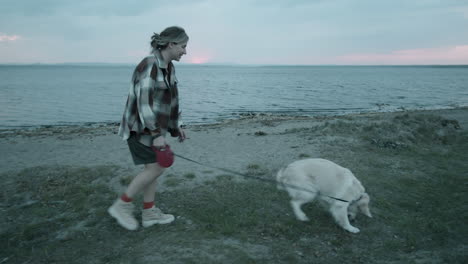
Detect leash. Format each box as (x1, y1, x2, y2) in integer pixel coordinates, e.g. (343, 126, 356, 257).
(172, 153, 350, 203)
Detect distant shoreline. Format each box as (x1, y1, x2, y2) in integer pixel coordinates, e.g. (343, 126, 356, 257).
(1, 63, 468, 67)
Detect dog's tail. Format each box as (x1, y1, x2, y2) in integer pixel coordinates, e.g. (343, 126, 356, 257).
(276, 167, 286, 190)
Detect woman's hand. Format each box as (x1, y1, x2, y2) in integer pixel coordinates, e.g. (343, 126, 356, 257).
(152, 136, 167, 148)
(178, 127, 186, 142)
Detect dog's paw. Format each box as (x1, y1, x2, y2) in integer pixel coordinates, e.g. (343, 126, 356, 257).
(345, 226, 360, 233)
(296, 215, 310, 222)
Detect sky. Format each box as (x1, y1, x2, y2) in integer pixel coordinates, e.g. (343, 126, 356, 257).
(1, 0, 468, 65)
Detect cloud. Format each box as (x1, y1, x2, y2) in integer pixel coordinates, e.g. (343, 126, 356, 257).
(337, 45, 468, 65)
(0, 33, 21, 42)
(1, 0, 467, 64)
(0, 0, 200, 16)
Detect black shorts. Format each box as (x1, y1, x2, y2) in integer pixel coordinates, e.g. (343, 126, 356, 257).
(127, 133, 157, 165)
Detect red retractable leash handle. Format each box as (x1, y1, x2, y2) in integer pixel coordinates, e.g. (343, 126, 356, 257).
(151, 144, 175, 168)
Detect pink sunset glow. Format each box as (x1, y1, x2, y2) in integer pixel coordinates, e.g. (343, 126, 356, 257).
(189, 56, 211, 64)
(0, 33, 20, 42)
(338, 45, 468, 65)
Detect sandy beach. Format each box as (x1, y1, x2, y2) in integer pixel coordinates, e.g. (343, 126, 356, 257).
(1, 108, 467, 263)
(2, 107, 467, 178)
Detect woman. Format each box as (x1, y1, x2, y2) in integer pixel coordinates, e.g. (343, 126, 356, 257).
(108, 26, 189, 230)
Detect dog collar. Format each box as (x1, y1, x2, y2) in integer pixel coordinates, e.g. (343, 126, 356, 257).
(351, 194, 364, 204)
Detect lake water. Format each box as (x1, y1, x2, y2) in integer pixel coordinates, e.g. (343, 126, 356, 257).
(0, 64, 467, 129)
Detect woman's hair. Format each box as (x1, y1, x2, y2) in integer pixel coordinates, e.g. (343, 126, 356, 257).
(151, 26, 189, 51)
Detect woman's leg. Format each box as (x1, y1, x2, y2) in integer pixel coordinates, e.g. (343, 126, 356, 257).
(125, 163, 165, 198)
(108, 163, 165, 231)
(139, 164, 175, 227)
(143, 176, 159, 203)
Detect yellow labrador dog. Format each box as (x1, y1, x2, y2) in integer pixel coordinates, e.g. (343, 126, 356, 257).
(276, 158, 372, 233)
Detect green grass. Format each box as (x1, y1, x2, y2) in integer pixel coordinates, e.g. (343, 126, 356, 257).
(215, 174, 234, 181)
(254, 131, 268, 136)
(164, 177, 185, 187)
(246, 164, 260, 170)
(3, 149, 466, 263)
(120, 175, 133, 186)
(246, 164, 269, 176)
(1, 113, 467, 263)
(183, 172, 196, 179)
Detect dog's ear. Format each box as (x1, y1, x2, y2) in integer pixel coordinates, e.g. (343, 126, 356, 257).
(358, 193, 373, 218)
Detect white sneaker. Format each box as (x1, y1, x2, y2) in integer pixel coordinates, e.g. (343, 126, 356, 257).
(142, 206, 175, 227)
(108, 199, 139, 231)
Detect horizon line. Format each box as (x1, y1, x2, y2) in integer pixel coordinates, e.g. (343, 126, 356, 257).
(1, 62, 468, 67)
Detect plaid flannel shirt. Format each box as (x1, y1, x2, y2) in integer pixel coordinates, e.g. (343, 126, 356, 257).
(118, 51, 180, 145)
